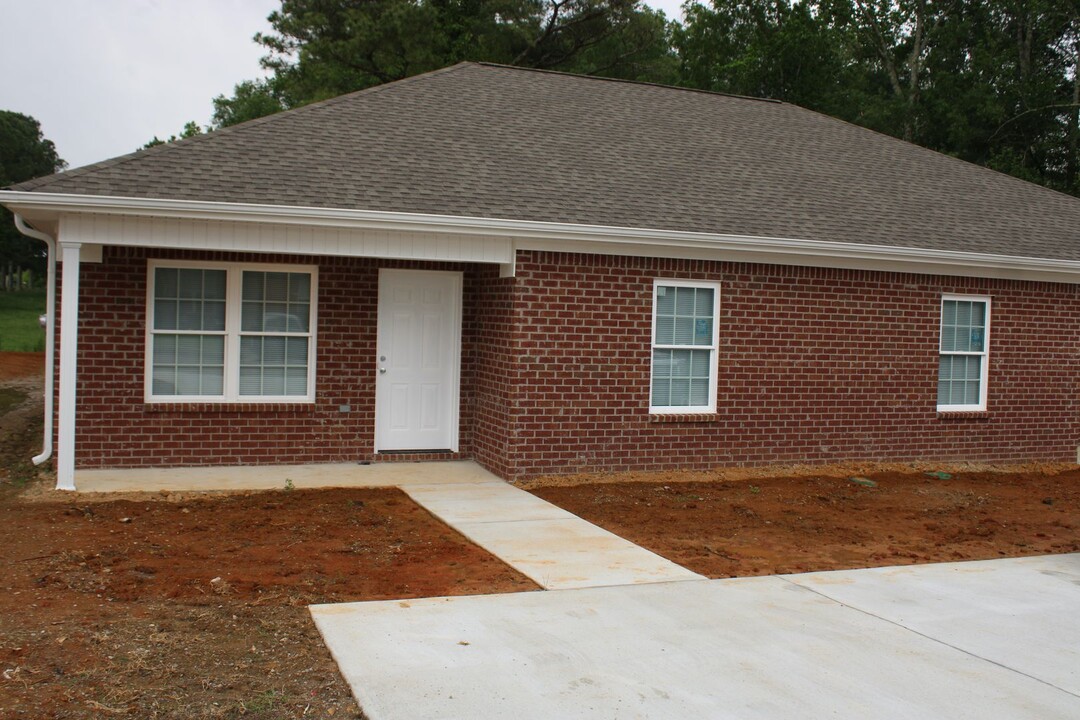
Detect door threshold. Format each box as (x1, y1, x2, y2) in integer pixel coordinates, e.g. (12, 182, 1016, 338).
(376, 449, 454, 455)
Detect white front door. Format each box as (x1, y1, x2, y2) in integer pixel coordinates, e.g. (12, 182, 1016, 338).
(375, 269, 462, 452)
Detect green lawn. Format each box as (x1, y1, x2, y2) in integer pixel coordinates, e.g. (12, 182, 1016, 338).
(0, 289, 46, 352)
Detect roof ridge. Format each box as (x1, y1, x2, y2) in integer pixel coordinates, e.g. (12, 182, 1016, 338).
(12, 62, 481, 192)
(470, 61, 784, 105)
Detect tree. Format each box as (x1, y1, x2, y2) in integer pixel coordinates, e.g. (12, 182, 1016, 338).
(0, 111, 66, 289)
(142, 120, 205, 150)
(213, 0, 677, 127)
(674, 0, 857, 116)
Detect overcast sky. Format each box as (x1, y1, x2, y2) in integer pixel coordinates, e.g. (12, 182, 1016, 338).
(2, 0, 685, 171)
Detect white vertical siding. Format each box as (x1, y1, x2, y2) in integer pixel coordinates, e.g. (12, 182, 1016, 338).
(62, 213, 513, 264)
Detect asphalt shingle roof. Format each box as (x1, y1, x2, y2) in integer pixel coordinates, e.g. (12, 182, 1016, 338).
(12, 62, 1080, 261)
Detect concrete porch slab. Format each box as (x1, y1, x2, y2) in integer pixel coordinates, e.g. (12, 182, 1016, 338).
(310, 554, 1080, 720)
(74, 459, 501, 492)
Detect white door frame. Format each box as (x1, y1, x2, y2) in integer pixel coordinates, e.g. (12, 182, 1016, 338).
(374, 268, 463, 453)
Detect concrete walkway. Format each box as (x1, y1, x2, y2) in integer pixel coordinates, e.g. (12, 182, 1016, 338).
(400, 480, 703, 589)
(311, 553, 1080, 719)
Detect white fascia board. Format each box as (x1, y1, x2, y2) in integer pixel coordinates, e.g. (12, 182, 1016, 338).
(4, 190, 1080, 283)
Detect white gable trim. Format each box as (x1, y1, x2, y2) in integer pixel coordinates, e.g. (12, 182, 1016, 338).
(5, 191, 1080, 283)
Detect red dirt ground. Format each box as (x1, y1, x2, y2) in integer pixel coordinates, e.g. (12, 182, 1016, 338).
(0, 353, 537, 718)
(530, 469, 1080, 577)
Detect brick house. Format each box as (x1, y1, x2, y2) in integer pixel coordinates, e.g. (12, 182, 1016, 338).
(3, 62, 1079, 491)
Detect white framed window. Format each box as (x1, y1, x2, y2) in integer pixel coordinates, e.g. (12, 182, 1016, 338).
(146, 260, 317, 403)
(937, 294, 990, 412)
(650, 279, 720, 414)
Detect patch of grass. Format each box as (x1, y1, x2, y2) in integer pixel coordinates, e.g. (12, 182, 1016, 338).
(0, 289, 46, 352)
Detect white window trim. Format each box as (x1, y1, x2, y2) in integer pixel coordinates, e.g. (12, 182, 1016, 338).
(937, 293, 990, 413)
(145, 259, 318, 404)
(649, 278, 721, 414)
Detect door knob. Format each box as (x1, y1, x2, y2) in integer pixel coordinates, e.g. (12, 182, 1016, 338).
(379, 368, 386, 374)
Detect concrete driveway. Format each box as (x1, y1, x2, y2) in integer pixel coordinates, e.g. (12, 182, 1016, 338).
(312, 553, 1080, 719)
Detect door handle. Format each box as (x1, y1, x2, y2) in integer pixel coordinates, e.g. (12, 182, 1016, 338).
(379, 368, 386, 374)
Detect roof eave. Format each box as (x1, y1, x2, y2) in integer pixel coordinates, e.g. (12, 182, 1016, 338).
(3, 190, 1078, 284)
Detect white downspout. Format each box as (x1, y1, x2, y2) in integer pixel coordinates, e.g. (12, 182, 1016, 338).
(13, 214, 56, 467)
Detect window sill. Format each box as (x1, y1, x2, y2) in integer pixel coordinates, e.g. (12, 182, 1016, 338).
(648, 413, 722, 424)
(937, 410, 991, 420)
(143, 402, 316, 414)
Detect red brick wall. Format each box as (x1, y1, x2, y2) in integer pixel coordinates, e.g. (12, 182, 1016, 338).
(68, 247, 1080, 478)
(70, 247, 485, 468)
(500, 251, 1080, 478)
(470, 268, 518, 478)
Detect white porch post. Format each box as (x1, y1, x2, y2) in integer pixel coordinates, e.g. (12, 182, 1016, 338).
(56, 241, 81, 491)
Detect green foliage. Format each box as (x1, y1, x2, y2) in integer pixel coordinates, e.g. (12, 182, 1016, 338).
(0, 288, 46, 352)
(0, 111, 66, 282)
(142, 120, 205, 150)
(212, 0, 678, 127)
(674, 0, 1080, 196)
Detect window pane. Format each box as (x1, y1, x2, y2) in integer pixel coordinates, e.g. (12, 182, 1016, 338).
(151, 332, 225, 397)
(689, 378, 710, 406)
(154, 268, 178, 298)
(289, 274, 311, 302)
(242, 272, 264, 301)
(675, 287, 695, 315)
(177, 269, 204, 298)
(941, 325, 957, 352)
(203, 270, 226, 300)
(241, 271, 312, 336)
(177, 300, 202, 330)
(674, 317, 695, 344)
(262, 367, 286, 395)
(240, 336, 260, 364)
(286, 338, 308, 365)
(203, 335, 224, 364)
(264, 303, 289, 332)
(288, 304, 311, 332)
(955, 301, 971, 327)
(177, 335, 202, 364)
(941, 299, 986, 353)
(203, 367, 224, 395)
(655, 285, 716, 348)
(239, 334, 308, 397)
(938, 355, 982, 406)
(651, 376, 670, 406)
(695, 288, 714, 316)
(652, 348, 711, 408)
(286, 368, 307, 395)
(239, 366, 261, 395)
(263, 336, 286, 364)
(670, 378, 691, 406)
(694, 319, 712, 345)
(655, 286, 675, 315)
(153, 334, 176, 364)
(265, 273, 289, 302)
(655, 316, 674, 345)
(176, 366, 202, 395)
(241, 301, 263, 332)
(152, 366, 176, 395)
(964, 380, 980, 405)
(203, 301, 226, 331)
(154, 300, 177, 330)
